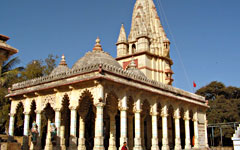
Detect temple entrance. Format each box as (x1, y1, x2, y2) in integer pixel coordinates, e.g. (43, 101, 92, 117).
(157, 103, 162, 148)
(29, 101, 36, 131)
(104, 92, 119, 149)
(142, 100, 151, 150)
(180, 108, 185, 148)
(168, 105, 175, 149)
(61, 94, 70, 148)
(127, 96, 134, 150)
(189, 110, 194, 147)
(78, 90, 95, 150)
(14, 102, 24, 136)
(41, 103, 55, 149)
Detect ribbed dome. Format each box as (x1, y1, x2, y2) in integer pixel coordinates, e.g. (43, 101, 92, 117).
(127, 59, 146, 78)
(72, 37, 122, 69)
(51, 55, 70, 75)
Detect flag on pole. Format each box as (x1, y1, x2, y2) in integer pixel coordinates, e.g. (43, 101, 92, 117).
(193, 81, 196, 88)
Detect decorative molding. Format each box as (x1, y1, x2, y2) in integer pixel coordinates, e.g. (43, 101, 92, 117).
(10, 63, 205, 104)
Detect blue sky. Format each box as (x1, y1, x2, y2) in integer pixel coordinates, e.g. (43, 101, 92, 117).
(1, 0, 240, 92)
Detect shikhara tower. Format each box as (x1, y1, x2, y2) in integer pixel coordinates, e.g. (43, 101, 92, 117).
(116, 0, 173, 85)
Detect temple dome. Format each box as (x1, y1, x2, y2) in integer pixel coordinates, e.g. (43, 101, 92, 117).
(72, 37, 122, 69)
(127, 59, 146, 78)
(50, 55, 70, 75)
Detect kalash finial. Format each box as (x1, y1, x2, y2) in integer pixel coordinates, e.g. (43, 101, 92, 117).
(59, 54, 67, 66)
(93, 37, 103, 51)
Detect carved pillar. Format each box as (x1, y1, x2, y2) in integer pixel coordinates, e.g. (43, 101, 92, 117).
(108, 113, 117, 150)
(60, 126, 66, 150)
(78, 115, 86, 150)
(133, 98, 142, 150)
(204, 114, 209, 148)
(9, 113, 15, 136)
(69, 106, 77, 149)
(120, 95, 128, 146)
(128, 115, 134, 150)
(193, 109, 200, 148)
(35, 110, 42, 149)
(93, 102, 105, 150)
(161, 103, 169, 150)
(184, 110, 191, 150)
(55, 108, 61, 148)
(151, 102, 159, 150)
(45, 119, 53, 150)
(173, 107, 181, 150)
(141, 117, 146, 150)
(23, 112, 30, 150)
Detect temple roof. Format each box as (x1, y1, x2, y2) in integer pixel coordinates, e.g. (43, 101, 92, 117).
(0, 34, 18, 55)
(50, 55, 70, 75)
(72, 37, 122, 69)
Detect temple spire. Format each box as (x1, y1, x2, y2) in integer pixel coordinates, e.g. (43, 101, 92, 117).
(59, 54, 67, 66)
(117, 24, 127, 44)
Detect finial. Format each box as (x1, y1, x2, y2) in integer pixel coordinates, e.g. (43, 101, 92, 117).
(96, 37, 100, 44)
(59, 54, 67, 66)
(93, 37, 103, 51)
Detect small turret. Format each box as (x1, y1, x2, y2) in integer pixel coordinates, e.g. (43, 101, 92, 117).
(116, 24, 128, 57)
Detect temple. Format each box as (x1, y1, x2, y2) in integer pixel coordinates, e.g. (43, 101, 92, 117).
(7, 0, 209, 150)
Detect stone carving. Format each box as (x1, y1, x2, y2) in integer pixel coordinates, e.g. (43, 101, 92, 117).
(41, 94, 56, 110)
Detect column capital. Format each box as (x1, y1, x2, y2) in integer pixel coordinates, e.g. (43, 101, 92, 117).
(133, 107, 142, 113)
(173, 115, 181, 119)
(161, 113, 168, 117)
(119, 106, 128, 111)
(183, 116, 190, 121)
(150, 111, 158, 116)
(9, 113, 15, 117)
(54, 108, 61, 112)
(69, 106, 77, 110)
(94, 102, 105, 107)
(192, 118, 198, 122)
(35, 110, 42, 114)
(23, 112, 30, 115)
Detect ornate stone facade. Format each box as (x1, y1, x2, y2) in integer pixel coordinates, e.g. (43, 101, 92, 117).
(7, 0, 209, 150)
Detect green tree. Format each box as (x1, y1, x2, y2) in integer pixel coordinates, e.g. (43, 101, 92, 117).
(196, 81, 240, 146)
(0, 54, 58, 133)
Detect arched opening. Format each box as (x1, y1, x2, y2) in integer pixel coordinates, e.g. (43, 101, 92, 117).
(127, 96, 134, 150)
(61, 94, 70, 148)
(29, 101, 36, 131)
(168, 105, 175, 149)
(104, 92, 119, 149)
(41, 103, 55, 149)
(180, 108, 185, 148)
(14, 102, 24, 136)
(142, 100, 151, 150)
(157, 103, 162, 148)
(132, 44, 136, 53)
(78, 90, 95, 150)
(189, 110, 194, 147)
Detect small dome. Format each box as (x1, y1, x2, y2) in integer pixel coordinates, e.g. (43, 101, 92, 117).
(127, 59, 146, 78)
(72, 37, 122, 69)
(50, 55, 70, 75)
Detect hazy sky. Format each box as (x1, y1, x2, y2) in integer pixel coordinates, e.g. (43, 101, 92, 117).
(1, 0, 240, 92)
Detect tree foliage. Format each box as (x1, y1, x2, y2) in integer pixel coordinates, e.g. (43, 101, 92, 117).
(196, 81, 240, 145)
(0, 54, 58, 134)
